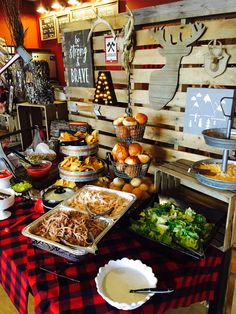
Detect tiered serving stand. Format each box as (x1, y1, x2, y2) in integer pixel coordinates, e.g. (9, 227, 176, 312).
(192, 97, 236, 190)
(58, 127, 105, 183)
(107, 108, 150, 179)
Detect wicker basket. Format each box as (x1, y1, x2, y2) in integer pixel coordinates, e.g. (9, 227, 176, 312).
(110, 159, 150, 179)
(113, 123, 146, 142)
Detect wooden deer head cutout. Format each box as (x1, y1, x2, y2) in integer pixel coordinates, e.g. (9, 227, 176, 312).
(149, 22, 206, 110)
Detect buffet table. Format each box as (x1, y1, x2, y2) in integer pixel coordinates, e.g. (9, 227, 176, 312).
(0, 201, 224, 314)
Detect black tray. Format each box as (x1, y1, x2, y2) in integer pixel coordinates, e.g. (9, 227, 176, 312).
(127, 193, 226, 259)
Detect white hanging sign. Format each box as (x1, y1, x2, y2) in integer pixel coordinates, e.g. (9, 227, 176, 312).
(105, 35, 118, 63)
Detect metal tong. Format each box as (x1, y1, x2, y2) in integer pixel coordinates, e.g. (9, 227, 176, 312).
(130, 287, 174, 294)
(86, 204, 113, 219)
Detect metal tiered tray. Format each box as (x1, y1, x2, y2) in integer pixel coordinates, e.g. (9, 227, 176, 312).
(202, 128, 236, 150)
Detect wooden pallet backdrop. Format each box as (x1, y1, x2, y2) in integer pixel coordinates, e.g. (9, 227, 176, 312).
(61, 0, 236, 175)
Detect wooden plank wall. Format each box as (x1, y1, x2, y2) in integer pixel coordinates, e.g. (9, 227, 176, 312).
(62, 1, 236, 175)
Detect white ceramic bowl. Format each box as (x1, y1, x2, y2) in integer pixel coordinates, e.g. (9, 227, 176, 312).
(0, 170, 13, 188)
(0, 188, 15, 220)
(95, 257, 157, 310)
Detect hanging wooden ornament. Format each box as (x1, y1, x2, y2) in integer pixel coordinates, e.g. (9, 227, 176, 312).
(204, 39, 230, 78)
(93, 71, 117, 105)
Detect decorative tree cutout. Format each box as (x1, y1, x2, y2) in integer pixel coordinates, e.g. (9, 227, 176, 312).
(93, 71, 117, 105)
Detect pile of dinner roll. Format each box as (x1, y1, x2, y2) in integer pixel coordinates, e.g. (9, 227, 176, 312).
(109, 176, 155, 200)
(111, 142, 151, 177)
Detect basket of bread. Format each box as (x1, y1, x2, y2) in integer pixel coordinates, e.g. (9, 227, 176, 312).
(113, 113, 148, 142)
(108, 142, 151, 179)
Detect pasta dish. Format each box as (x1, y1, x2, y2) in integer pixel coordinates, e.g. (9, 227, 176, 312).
(66, 189, 129, 217)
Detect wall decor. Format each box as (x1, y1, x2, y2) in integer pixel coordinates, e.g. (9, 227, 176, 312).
(149, 22, 206, 110)
(87, 12, 116, 42)
(63, 29, 94, 88)
(184, 87, 236, 135)
(204, 39, 230, 78)
(56, 13, 70, 43)
(105, 35, 118, 63)
(39, 15, 57, 41)
(93, 71, 117, 105)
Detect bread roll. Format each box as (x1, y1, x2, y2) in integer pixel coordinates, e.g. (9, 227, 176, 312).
(130, 177, 142, 187)
(123, 117, 137, 126)
(137, 154, 150, 164)
(112, 143, 129, 162)
(135, 113, 148, 124)
(112, 177, 125, 187)
(113, 116, 125, 126)
(124, 156, 140, 165)
(128, 143, 142, 156)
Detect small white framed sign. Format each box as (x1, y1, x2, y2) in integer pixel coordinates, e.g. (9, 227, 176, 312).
(105, 35, 118, 63)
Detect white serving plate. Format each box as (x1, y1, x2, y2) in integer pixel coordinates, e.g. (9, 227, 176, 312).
(95, 257, 157, 310)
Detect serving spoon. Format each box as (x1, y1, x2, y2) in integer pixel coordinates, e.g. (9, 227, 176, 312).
(86, 205, 114, 219)
(130, 288, 174, 294)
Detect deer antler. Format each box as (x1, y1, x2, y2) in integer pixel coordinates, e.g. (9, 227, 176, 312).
(87, 9, 116, 42)
(155, 22, 206, 49)
(185, 22, 206, 46)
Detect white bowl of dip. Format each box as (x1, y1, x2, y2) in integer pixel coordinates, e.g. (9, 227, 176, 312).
(95, 257, 157, 310)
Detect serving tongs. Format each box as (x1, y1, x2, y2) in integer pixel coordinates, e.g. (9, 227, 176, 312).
(86, 205, 114, 219)
(60, 233, 98, 254)
(9, 148, 39, 167)
(130, 287, 174, 294)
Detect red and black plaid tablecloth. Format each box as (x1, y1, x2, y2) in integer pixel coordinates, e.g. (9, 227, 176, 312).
(0, 206, 224, 314)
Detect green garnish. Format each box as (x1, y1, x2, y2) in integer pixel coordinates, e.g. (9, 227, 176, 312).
(11, 181, 32, 193)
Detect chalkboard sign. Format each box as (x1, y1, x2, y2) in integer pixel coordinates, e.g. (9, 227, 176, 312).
(63, 29, 94, 88)
(39, 15, 57, 41)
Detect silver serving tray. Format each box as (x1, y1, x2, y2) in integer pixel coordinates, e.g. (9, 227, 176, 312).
(22, 185, 136, 259)
(58, 159, 105, 182)
(61, 185, 137, 220)
(191, 158, 236, 191)
(202, 128, 236, 150)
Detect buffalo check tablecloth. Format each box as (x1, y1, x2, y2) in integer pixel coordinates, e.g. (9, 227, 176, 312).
(0, 206, 224, 314)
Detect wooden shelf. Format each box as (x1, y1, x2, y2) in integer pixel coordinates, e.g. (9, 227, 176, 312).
(155, 159, 236, 252)
(16, 101, 68, 149)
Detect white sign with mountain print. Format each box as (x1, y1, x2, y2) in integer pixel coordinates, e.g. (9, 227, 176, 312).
(184, 88, 236, 135)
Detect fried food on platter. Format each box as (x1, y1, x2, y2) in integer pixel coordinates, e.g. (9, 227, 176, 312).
(60, 156, 103, 172)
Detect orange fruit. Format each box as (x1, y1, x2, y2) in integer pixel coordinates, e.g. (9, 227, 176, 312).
(122, 183, 134, 193)
(132, 187, 143, 199)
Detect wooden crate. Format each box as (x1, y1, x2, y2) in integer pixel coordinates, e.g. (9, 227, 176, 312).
(16, 101, 68, 149)
(154, 159, 236, 252)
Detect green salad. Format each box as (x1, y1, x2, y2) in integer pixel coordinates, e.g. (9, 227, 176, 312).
(130, 202, 215, 251)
